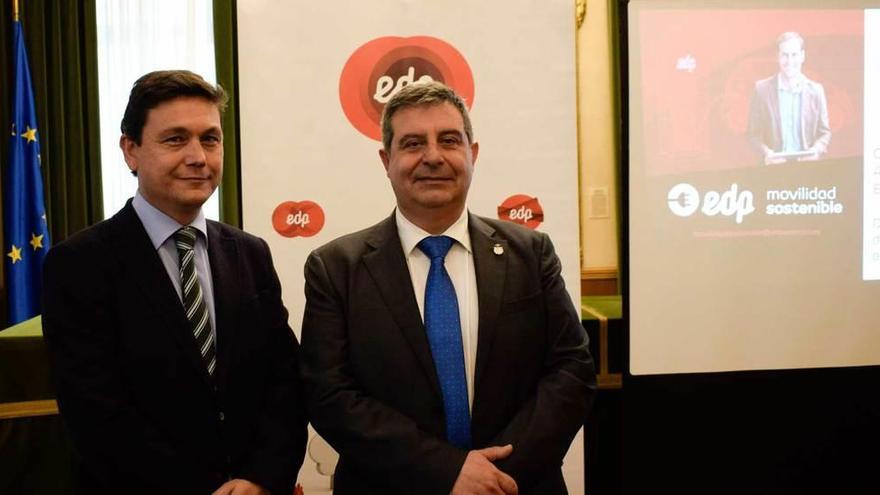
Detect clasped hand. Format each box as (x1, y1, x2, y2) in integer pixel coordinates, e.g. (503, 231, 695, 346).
(451, 444, 518, 495)
(211, 479, 268, 495)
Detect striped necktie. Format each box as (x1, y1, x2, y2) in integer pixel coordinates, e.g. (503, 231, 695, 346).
(418, 235, 471, 449)
(174, 226, 216, 376)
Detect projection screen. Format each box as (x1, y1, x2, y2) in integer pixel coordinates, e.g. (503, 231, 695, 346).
(628, 0, 880, 374)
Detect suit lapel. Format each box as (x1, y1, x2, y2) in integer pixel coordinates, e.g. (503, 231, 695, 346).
(361, 214, 442, 398)
(469, 215, 508, 398)
(108, 202, 213, 387)
(207, 221, 239, 389)
(770, 77, 781, 140)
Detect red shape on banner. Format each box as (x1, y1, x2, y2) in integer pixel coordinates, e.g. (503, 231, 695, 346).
(339, 36, 475, 141)
(498, 194, 544, 230)
(272, 201, 325, 238)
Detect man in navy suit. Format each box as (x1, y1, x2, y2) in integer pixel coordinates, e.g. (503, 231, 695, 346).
(301, 81, 596, 494)
(42, 70, 306, 495)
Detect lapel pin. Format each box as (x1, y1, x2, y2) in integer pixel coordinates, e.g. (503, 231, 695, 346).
(493, 243, 504, 255)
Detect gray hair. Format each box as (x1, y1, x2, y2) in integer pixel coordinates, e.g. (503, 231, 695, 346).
(380, 80, 473, 151)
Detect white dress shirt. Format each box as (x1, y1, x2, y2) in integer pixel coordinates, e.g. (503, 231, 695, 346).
(395, 208, 479, 411)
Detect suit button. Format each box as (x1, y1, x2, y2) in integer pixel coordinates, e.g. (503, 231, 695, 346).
(219, 411, 225, 421)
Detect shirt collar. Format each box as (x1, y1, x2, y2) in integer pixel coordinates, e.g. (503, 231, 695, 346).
(132, 192, 209, 250)
(777, 72, 805, 93)
(395, 207, 472, 256)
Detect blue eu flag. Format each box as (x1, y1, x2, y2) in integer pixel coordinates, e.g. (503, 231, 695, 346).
(5, 19, 50, 325)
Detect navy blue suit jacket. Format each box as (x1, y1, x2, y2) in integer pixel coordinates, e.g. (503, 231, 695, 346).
(42, 201, 307, 494)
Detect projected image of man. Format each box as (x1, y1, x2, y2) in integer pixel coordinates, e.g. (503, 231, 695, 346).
(748, 31, 831, 165)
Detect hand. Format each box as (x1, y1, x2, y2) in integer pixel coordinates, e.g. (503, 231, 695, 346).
(763, 150, 786, 165)
(451, 444, 518, 495)
(797, 149, 820, 161)
(211, 479, 269, 495)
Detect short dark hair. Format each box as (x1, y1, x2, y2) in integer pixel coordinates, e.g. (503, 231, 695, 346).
(380, 80, 473, 152)
(120, 70, 228, 145)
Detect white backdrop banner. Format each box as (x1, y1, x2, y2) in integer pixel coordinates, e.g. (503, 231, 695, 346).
(237, 1, 583, 492)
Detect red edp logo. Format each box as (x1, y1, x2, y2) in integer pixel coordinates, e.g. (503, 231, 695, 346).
(339, 36, 475, 141)
(498, 195, 544, 230)
(272, 201, 325, 238)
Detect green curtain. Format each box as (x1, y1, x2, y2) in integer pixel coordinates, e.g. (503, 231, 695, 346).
(609, 0, 624, 295)
(214, 0, 241, 227)
(0, 0, 103, 321)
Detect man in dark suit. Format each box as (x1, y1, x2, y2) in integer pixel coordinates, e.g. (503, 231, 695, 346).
(300, 81, 596, 494)
(42, 70, 306, 495)
(748, 31, 831, 165)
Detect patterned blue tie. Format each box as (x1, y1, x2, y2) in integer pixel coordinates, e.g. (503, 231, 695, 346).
(418, 235, 471, 450)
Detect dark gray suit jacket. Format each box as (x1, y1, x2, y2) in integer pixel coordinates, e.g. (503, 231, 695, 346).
(300, 212, 596, 495)
(42, 201, 307, 494)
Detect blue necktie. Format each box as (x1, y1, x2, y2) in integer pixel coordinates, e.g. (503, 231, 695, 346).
(418, 235, 471, 450)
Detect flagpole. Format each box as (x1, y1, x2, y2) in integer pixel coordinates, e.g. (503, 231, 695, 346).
(12, 0, 19, 22)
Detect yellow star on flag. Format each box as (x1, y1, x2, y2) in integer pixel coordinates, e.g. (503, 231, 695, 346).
(7, 245, 22, 264)
(21, 126, 37, 143)
(29, 233, 44, 251)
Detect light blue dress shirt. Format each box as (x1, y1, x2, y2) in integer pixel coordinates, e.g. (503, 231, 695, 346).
(132, 193, 217, 344)
(778, 74, 804, 153)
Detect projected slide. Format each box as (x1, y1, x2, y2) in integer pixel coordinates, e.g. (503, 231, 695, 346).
(864, 10, 880, 280)
(628, 2, 880, 374)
